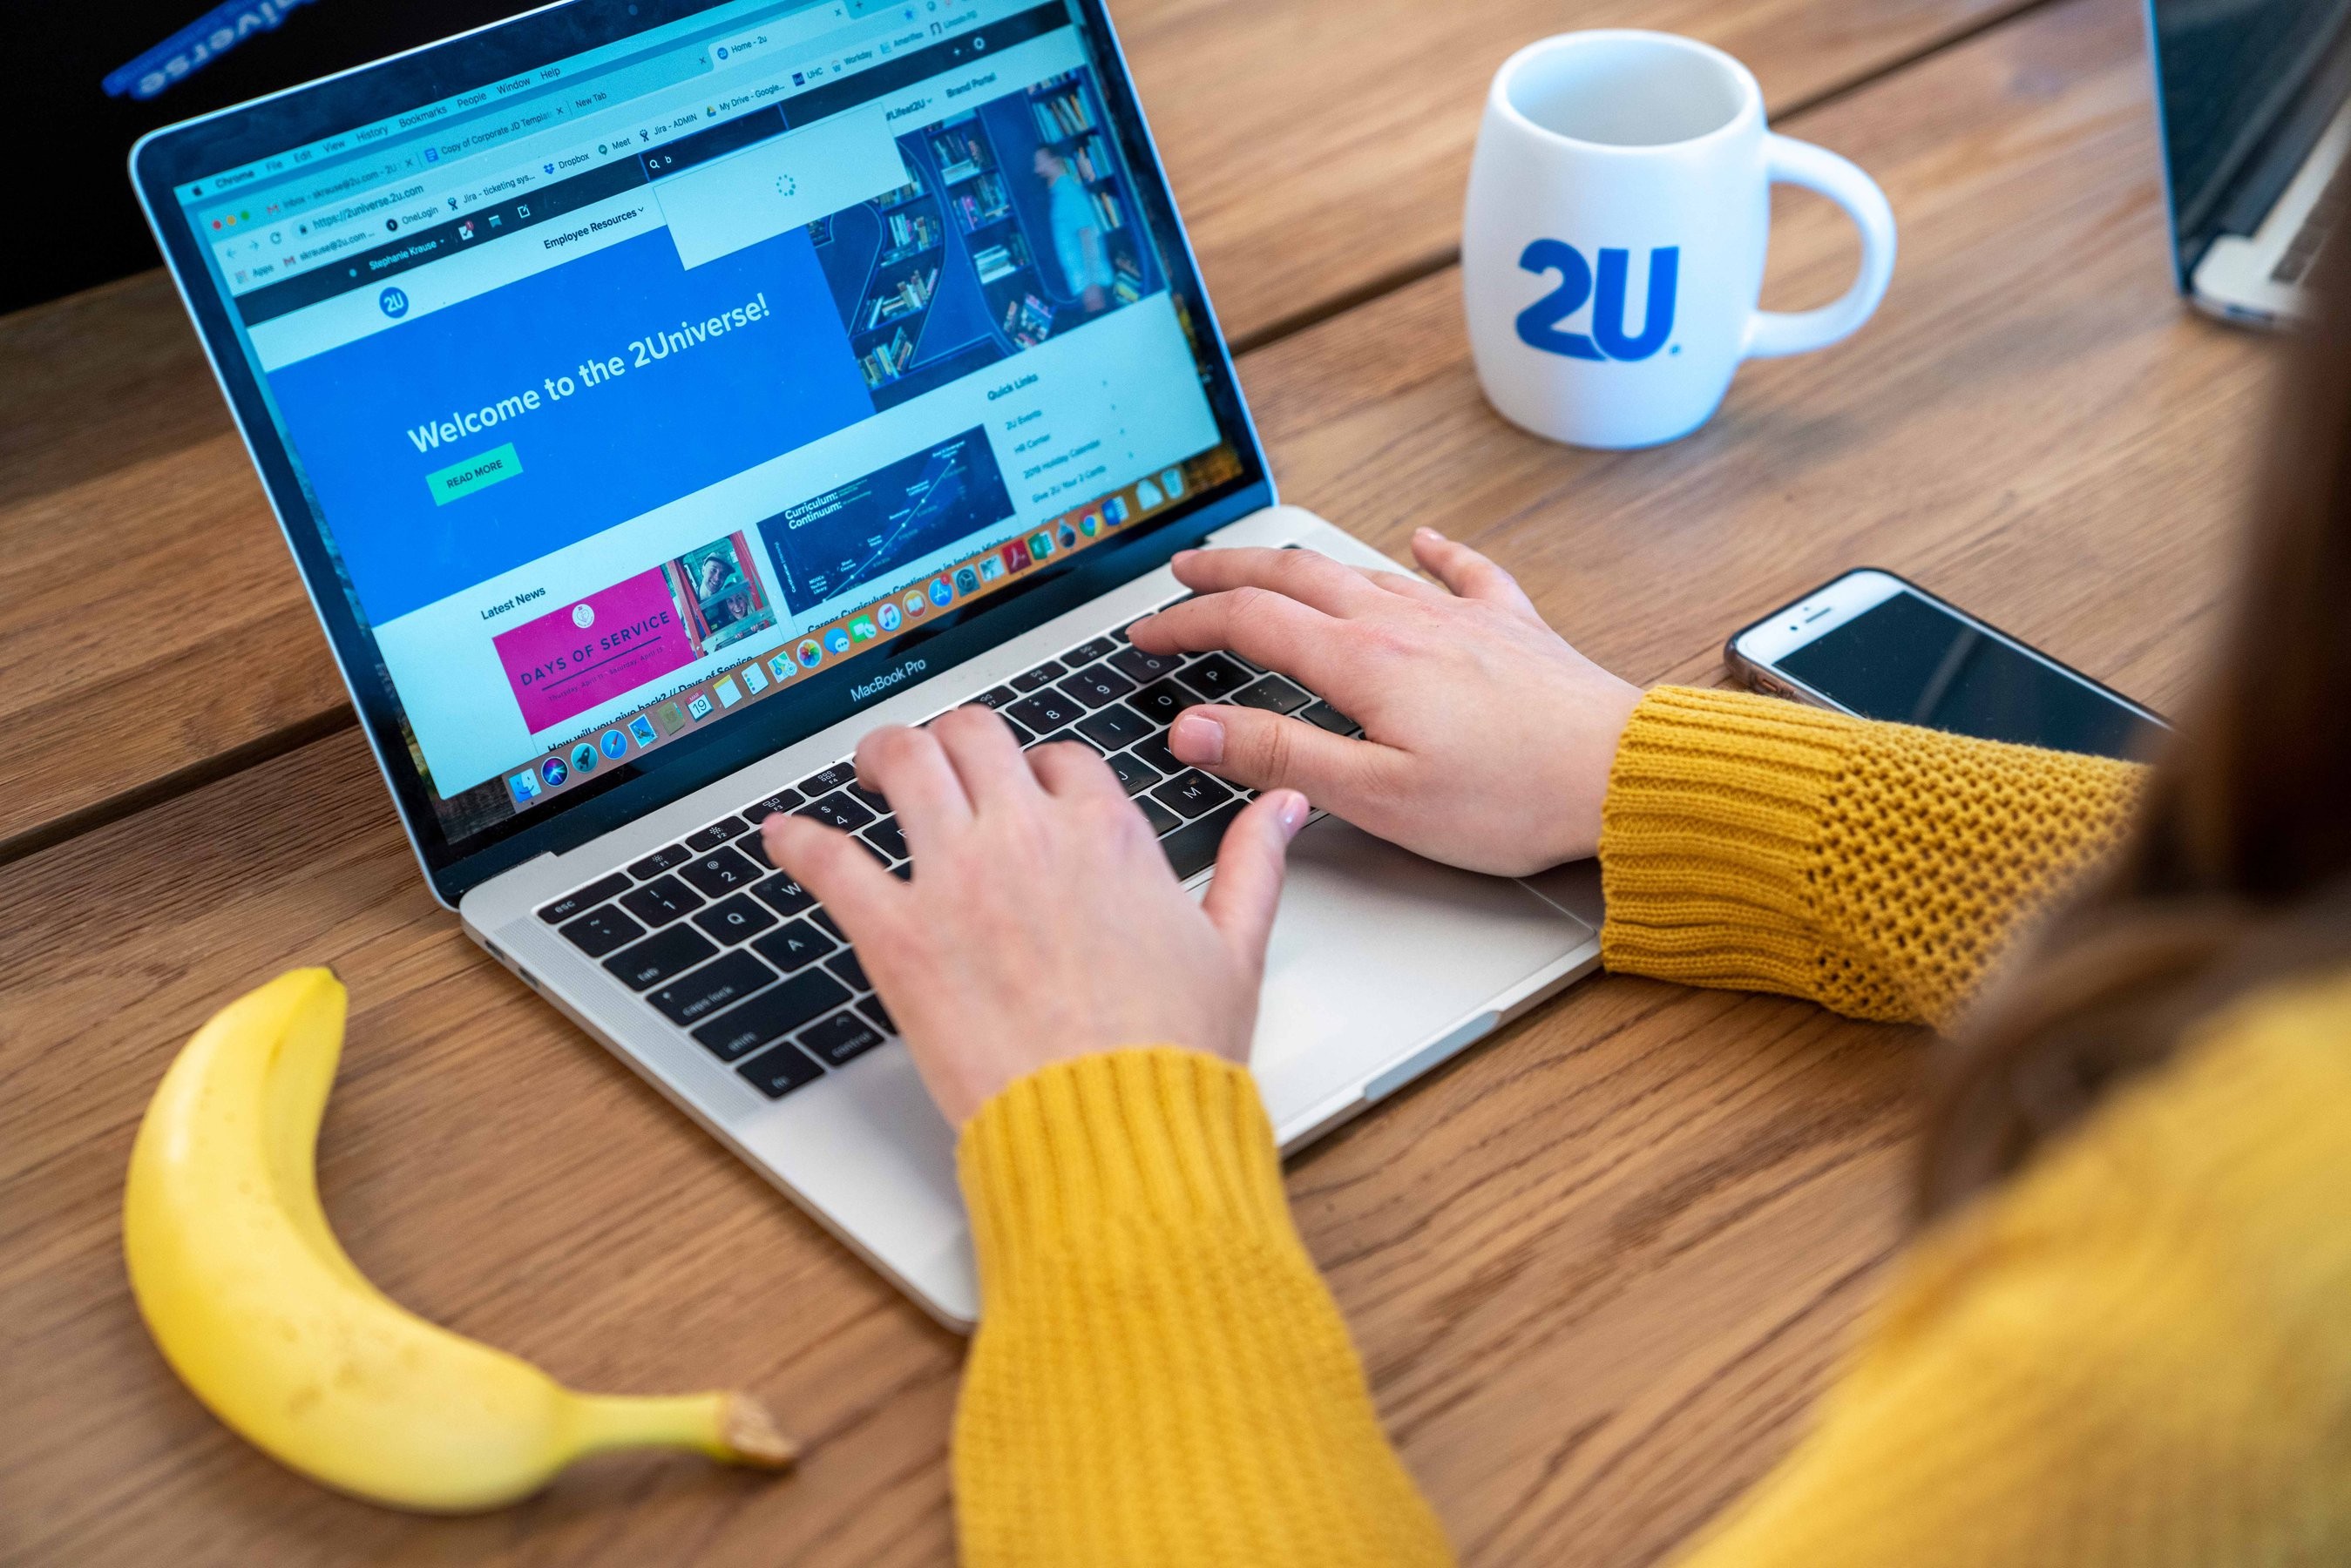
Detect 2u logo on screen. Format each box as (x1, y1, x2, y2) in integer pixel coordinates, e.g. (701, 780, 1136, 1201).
(1513, 242, 1678, 362)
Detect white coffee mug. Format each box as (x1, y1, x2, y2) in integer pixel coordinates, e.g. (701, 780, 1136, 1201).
(1463, 30, 1896, 449)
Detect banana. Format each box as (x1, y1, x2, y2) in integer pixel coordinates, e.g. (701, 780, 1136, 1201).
(123, 968, 796, 1511)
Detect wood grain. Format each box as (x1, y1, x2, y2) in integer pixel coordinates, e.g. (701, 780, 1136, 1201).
(0, 0, 2021, 859)
(0, 0, 2287, 1564)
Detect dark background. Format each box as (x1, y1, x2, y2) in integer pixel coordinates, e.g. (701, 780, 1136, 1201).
(10, 0, 532, 314)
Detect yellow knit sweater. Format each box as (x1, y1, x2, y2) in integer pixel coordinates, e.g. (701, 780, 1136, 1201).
(950, 687, 2351, 1565)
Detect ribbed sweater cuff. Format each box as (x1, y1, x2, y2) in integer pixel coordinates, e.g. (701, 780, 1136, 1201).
(957, 1047, 1301, 1315)
(1599, 686, 1856, 997)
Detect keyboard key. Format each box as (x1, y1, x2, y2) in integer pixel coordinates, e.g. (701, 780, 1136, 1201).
(999, 711, 1037, 744)
(603, 925, 718, 990)
(1298, 700, 1358, 734)
(737, 829, 774, 869)
(1176, 653, 1253, 699)
(973, 685, 1018, 710)
(1105, 749, 1162, 795)
(1230, 675, 1312, 715)
(888, 862, 913, 882)
(737, 1042, 826, 1099)
(1076, 705, 1155, 751)
(620, 875, 704, 928)
(1152, 769, 1234, 819)
(1108, 645, 1183, 685)
(678, 846, 762, 899)
(1010, 659, 1067, 693)
(825, 949, 871, 991)
(538, 874, 630, 925)
(803, 1011, 888, 1066)
(1125, 679, 1192, 727)
(810, 907, 843, 940)
(1063, 636, 1118, 666)
(796, 762, 857, 797)
(843, 779, 888, 813)
(1026, 729, 1101, 754)
(862, 816, 907, 861)
(692, 894, 777, 945)
(725, 969, 853, 1044)
(627, 846, 694, 879)
(1136, 794, 1182, 835)
(855, 837, 891, 867)
(690, 1002, 789, 1063)
(796, 791, 877, 832)
(685, 818, 745, 853)
(647, 950, 776, 1025)
(857, 994, 897, 1034)
(751, 874, 815, 916)
(1007, 690, 1085, 734)
(740, 787, 805, 823)
(1130, 732, 1181, 774)
(752, 918, 837, 972)
(1161, 798, 1247, 881)
(558, 904, 645, 958)
(1058, 665, 1137, 708)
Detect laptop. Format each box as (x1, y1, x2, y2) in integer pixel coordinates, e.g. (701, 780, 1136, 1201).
(2148, 0, 2351, 324)
(132, 0, 1601, 1328)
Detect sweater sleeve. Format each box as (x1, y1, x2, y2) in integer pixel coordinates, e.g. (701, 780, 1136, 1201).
(1599, 686, 2146, 1027)
(952, 1047, 1453, 1568)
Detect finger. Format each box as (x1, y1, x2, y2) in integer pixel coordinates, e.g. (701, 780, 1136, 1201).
(1199, 789, 1311, 976)
(1025, 739, 1123, 801)
(1169, 545, 1392, 618)
(1358, 566, 1448, 602)
(762, 812, 905, 941)
(928, 704, 1040, 811)
(1412, 528, 1542, 623)
(1128, 589, 1347, 692)
(853, 724, 971, 859)
(1166, 702, 1405, 803)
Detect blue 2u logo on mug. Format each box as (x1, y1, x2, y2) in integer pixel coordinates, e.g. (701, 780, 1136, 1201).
(1514, 241, 1678, 362)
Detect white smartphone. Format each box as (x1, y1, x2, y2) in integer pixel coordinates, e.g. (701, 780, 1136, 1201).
(1724, 568, 2168, 761)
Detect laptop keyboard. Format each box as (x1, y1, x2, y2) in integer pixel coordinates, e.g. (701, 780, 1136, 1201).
(530, 609, 1358, 1101)
(2273, 152, 2351, 286)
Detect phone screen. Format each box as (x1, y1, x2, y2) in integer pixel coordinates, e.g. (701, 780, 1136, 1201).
(1776, 590, 2164, 760)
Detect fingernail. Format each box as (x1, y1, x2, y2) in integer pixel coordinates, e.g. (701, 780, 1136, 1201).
(1417, 526, 1446, 542)
(1274, 790, 1310, 839)
(1169, 710, 1225, 765)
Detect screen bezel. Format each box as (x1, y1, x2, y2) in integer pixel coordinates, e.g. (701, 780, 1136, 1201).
(1728, 566, 2170, 734)
(128, 0, 1273, 905)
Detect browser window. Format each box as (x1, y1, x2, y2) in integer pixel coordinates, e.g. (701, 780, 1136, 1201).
(170, 0, 1242, 839)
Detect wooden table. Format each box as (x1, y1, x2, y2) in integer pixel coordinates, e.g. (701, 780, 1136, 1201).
(0, 0, 2280, 1562)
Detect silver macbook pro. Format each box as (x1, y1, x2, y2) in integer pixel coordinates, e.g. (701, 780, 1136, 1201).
(132, 0, 1600, 1326)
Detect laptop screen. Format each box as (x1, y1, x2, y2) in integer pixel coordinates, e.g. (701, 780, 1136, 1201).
(2150, 0, 2351, 276)
(145, 0, 1256, 876)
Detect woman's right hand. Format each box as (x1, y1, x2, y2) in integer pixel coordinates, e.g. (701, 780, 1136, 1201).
(1127, 530, 1644, 877)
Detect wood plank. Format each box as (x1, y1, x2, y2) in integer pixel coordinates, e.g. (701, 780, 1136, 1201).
(0, 0, 2020, 859)
(0, 1, 2282, 1563)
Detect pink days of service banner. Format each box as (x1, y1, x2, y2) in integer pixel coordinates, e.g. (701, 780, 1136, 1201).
(492, 566, 698, 732)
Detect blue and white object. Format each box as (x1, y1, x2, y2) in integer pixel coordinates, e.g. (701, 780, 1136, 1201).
(1462, 30, 1896, 449)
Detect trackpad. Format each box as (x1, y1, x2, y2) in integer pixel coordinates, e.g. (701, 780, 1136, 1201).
(1244, 817, 1595, 1136)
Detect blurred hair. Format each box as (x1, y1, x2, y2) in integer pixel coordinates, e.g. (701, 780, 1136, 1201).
(1918, 233, 2351, 1217)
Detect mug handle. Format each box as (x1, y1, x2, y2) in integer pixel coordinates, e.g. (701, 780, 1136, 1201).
(1744, 134, 1897, 359)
